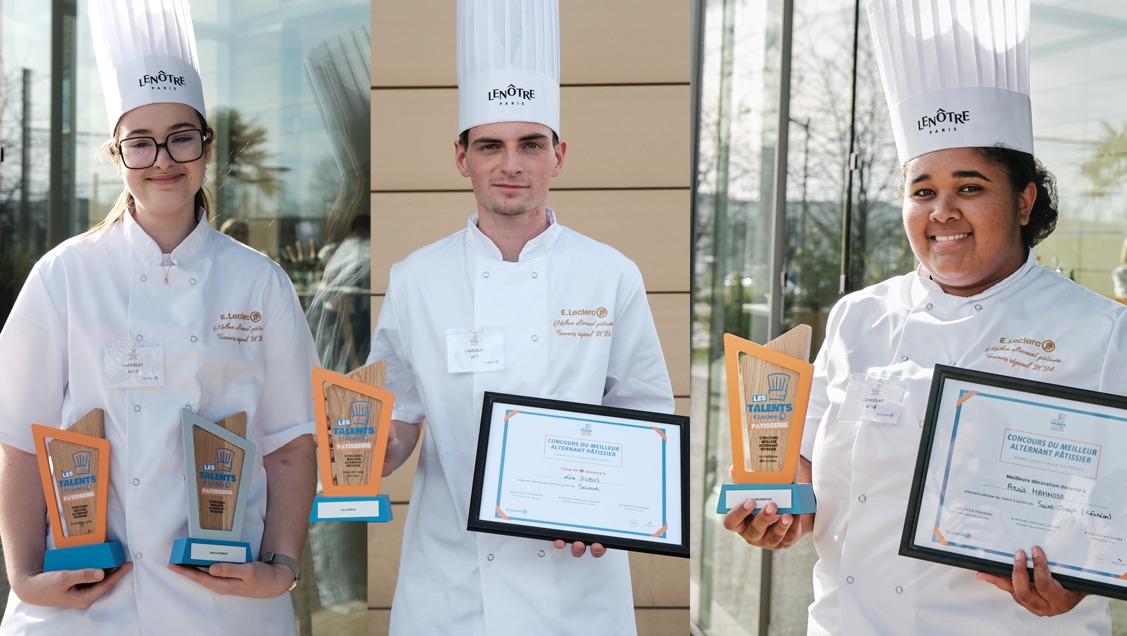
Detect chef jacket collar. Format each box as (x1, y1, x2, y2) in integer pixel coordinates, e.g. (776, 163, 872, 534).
(466, 208, 562, 262)
(912, 248, 1035, 307)
(122, 206, 210, 265)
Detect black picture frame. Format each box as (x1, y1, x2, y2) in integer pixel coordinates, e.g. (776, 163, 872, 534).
(902, 365, 1127, 600)
(468, 392, 689, 558)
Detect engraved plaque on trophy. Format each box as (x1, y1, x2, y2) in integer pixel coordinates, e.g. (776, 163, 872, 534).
(309, 361, 394, 522)
(32, 409, 126, 571)
(169, 409, 255, 566)
(716, 326, 817, 515)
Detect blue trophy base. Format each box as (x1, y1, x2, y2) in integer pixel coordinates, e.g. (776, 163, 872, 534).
(43, 541, 126, 572)
(169, 538, 251, 567)
(716, 483, 816, 515)
(309, 494, 392, 522)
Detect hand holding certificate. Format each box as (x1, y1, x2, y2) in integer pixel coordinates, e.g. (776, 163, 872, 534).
(468, 393, 689, 558)
(902, 366, 1127, 600)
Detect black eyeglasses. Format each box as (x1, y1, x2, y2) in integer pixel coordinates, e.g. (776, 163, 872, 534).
(117, 128, 211, 169)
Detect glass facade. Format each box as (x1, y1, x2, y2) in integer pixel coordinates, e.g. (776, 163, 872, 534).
(692, 1, 1127, 634)
(0, 1, 370, 632)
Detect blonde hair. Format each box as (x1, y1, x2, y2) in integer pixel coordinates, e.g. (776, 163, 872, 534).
(86, 112, 214, 236)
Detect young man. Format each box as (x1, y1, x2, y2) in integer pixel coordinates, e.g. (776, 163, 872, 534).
(368, 1, 673, 633)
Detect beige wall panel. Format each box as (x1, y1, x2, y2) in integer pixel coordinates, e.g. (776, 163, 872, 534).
(675, 396, 689, 417)
(372, 86, 689, 191)
(635, 608, 690, 635)
(373, 0, 688, 87)
(630, 552, 689, 606)
(370, 190, 688, 293)
(368, 610, 390, 636)
(650, 292, 689, 397)
(367, 503, 409, 607)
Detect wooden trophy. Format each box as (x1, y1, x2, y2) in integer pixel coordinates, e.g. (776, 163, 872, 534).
(169, 409, 255, 566)
(717, 326, 817, 514)
(309, 361, 394, 522)
(32, 409, 125, 571)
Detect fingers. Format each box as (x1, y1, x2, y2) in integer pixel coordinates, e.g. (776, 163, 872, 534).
(721, 499, 796, 550)
(551, 540, 606, 558)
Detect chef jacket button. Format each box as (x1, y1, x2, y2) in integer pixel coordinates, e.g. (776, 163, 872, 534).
(918, 419, 925, 428)
(858, 494, 866, 503)
(900, 355, 908, 362)
(487, 553, 494, 561)
(925, 303, 933, 310)
(974, 304, 983, 311)
(190, 336, 198, 343)
(140, 274, 148, 282)
(531, 335, 539, 342)
(189, 278, 197, 285)
(531, 272, 539, 279)
(135, 334, 144, 342)
(134, 552, 143, 560)
(537, 550, 545, 557)
(133, 405, 141, 412)
(846, 576, 855, 584)
(482, 272, 490, 279)
(132, 478, 140, 486)
(895, 585, 904, 594)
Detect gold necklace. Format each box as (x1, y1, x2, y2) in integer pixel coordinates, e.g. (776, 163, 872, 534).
(163, 264, 173, 284)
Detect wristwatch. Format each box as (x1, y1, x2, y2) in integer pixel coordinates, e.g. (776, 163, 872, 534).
(261, 551, 301, 592)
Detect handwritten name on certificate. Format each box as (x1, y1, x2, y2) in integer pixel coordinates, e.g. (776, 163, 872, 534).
(476, 407, 683, 547)
(911, 378, 1127, 591)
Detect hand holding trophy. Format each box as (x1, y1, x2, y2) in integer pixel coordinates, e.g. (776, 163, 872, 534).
(717, 326, 816, 515)
(309, 360, 394, 522)
(31, 409, 125, 571)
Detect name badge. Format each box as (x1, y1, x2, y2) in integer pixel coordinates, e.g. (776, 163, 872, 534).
(446, 327, 504, 374)
(104, 342, 165, 388)
(838, 372, 908, 425)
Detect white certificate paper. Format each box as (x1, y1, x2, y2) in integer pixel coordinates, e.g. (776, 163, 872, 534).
(903, 366, 1127, 599)
(469, 393, 687, 557)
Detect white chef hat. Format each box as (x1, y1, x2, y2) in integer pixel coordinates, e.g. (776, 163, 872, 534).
(457, 0, 560, 137)
(89, 0, 207, 135)
(305, 27, 371, 176)
(866, 0, 1032, 164)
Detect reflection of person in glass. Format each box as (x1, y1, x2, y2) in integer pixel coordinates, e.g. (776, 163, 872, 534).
(0, 1, 316, 633)
(722, 1, 1127, 633)
(1112, 238, 1127, 298)
(367, 1, 673, 633)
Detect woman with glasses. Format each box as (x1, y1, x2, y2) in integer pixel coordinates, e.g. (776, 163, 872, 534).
(0, 1, 315, 634)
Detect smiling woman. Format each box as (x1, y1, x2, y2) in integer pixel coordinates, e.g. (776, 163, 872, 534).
(0, 1, 319, 634)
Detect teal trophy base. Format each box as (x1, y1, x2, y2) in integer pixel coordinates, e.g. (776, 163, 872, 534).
(43, 541, 126, 572)
(309, 494, 392, 522)
(169, 537, 251, 567)
(716, 483, 816, 515)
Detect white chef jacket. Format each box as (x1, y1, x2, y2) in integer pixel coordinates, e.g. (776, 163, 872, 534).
(800, 251, 1127, 635)
(0, 211, 316, 635)
(369, 211, 674, 636)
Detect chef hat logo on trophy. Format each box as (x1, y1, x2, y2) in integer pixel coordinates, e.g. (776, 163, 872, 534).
(73, 450, 93, 476)
(216, 447, 235, 473)
(767, 373, 790, 402)
(350, 400, 372, 428)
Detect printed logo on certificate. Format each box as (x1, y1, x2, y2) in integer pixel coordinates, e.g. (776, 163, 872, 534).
(468, 393, 688, 558)
(902, 365, 1127, 601)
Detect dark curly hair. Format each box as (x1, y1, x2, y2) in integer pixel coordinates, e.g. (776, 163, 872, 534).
(974, 146, 1058, 248)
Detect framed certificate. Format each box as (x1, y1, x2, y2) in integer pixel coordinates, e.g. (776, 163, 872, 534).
(468, 392, 689, 558)
(902, 365, 1127, 600)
